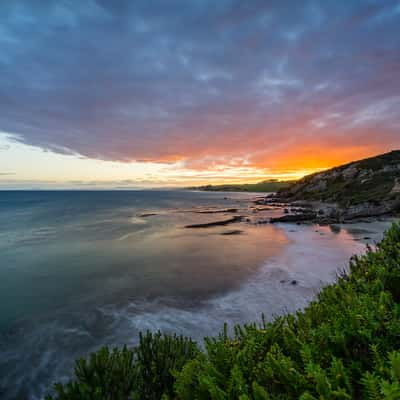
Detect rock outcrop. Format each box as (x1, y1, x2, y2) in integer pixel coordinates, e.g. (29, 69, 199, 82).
(267, 150, 400, 222)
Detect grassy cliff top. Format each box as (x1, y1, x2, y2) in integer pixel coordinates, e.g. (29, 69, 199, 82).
(189, 180, 294, 193)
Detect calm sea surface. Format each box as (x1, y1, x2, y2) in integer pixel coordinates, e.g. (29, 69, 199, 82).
(0, 190, 384, 399)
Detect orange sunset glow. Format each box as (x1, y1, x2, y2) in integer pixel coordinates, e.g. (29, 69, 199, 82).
(0, 1, 399, 189)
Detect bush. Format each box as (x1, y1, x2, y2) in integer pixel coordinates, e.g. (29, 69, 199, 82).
(46, 332, 199, 400)
(47, 224, 400, 399)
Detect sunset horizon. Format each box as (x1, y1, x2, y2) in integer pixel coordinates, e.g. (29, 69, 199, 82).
(0, 132, 397, 189)
(1, 1, 399, 189)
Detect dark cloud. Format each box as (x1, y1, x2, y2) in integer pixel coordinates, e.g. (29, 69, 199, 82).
(0, 0, 399, 168)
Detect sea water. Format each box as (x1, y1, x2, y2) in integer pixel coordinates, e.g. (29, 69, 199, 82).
(0, 190, 389, 399)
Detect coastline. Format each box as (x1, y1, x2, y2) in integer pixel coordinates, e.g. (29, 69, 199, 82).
(183, 189, 398, 231)
(42, 219, 395, 400)
(0, 190, 396, 399)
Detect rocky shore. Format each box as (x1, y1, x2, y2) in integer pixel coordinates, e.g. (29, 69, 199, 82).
(181, 195, 398, 230)
(256, 195, 399, 225)
(257, 150, 400, 225)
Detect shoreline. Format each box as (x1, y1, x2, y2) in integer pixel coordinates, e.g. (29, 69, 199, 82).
(0, 190, 396, 399)
(180, 190, 399, 231)
(41, 220, 394, 400)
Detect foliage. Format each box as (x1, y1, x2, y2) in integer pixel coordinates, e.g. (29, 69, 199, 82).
(46, 332, 199, 400)
(188, 180, 294, 193)
(48, 223, 400, 399)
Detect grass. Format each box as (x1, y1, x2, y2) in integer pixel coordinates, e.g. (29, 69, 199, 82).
(47, 223, 400, 399)
(189, 180, 294, 193)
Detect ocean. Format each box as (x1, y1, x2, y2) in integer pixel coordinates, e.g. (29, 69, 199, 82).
(0, 190, 388, 399)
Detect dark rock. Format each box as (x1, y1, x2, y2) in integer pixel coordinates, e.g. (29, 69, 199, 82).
(270, 213, 317, 223)
(318, 217, 339, 226)
(329, 224, 342, 234)
(185, 216, 242, 228)
(220, 230, 243, 235)
(291, 201, 314, 208)
(194, 208, 238, 214)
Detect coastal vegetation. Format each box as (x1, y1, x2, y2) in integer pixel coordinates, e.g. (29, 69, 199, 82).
(47, 223, 400, 399)
(189, 180, 294, 193)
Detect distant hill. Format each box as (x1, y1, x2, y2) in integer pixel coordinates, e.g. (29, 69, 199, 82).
(276, 150, 400, 219)
(189, 179, 294, 193)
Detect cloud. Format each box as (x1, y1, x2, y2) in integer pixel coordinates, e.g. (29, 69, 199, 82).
(0, 0, 399, 170)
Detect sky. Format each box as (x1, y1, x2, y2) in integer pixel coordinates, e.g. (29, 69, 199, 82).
(0, 0, 399, 189)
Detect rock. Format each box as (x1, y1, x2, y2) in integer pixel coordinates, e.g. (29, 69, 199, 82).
(329, 224, 341, 234)
(185, 216, 242, 228)
(342, 165, 358, 179)
(343, 200, 397, 220)
(254, 206, 274, 211)
(391, 178, 400, 194)
(291, 202, 314, 208)
(270, 213, 317, 223)
(220, 230, 243, 235)
(194, 208, 238, 214)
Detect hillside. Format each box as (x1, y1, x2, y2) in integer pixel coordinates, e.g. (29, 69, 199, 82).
(189, 180, 293, 193)
(279, 150, 400, 205)
(275, 150, 400, 220)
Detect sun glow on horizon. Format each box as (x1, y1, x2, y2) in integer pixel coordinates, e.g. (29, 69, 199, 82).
(0, 132, 336, 189)
(1, 130, 394, 190)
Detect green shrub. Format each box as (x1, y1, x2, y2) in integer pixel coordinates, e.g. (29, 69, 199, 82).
(46, 332, 199, 400)
(45, 346, 136, 400)
(47, 223, 400, 400)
